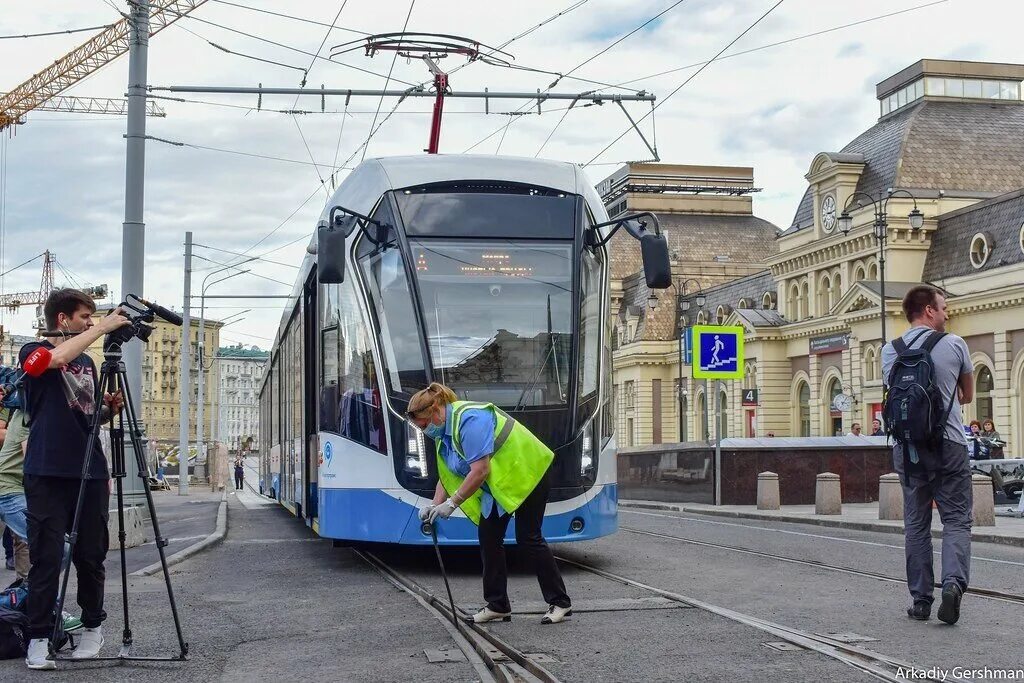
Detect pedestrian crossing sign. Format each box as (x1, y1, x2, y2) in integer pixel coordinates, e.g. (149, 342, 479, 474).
(692, 326, 744, 379)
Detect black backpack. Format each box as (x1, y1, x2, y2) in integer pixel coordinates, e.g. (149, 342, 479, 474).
(883, 329, 952, 455)
(0, 606, 29, 659)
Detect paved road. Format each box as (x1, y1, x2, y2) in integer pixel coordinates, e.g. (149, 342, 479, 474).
(2, 494, 1021, 680)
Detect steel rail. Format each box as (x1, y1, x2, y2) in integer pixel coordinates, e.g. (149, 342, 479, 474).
(555, 554, 961, 683)
(357, 550, 561, 683)
(620, 526, 1024, 607)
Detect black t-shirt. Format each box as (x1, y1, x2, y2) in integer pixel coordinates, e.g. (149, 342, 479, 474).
(19, 341, 109, 480)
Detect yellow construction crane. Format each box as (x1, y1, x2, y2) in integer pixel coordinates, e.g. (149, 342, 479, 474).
(0, 0, 208, 130)
(0, 251, 107, 339)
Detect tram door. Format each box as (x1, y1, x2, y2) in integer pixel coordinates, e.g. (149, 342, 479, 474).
(302, 272, 319, 524)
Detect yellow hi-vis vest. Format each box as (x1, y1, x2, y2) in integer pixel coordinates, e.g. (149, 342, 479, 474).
(435, 401, 554, 525)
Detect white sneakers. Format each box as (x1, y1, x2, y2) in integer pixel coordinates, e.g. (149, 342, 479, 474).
(470, 607, 512, 623)
(541, 604, 572, 624)
(25, 638, 55, 670)
(71, 626, 103, 659)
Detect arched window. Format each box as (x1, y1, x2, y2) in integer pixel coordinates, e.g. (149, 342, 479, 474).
(818, 274, 831, 316)
(797, 381, 811, 437)
(762, 291, 776, 310)
(737, 298, 752, 310)
(788, 283, 800, 320)
(853, 262, 866, 282)
(830, 272, 842, 309)
(718, 390, 728, 439)
(863, 346, 876, 382)
(867, 260, 879, 280)
(715, 305, 727, 325)
(800, 279, 810, 320)
(976, 366, 994, 424)
(696, 310, 707, 325)
(743, 363, 757, 390)
(825, 376, 843, 436)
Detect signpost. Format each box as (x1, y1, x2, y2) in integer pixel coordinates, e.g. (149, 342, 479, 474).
(691, 325, 745, 505)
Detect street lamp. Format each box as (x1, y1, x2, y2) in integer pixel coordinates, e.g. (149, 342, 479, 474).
(673, 278, 706, 442)
(837, 189, 924, 344)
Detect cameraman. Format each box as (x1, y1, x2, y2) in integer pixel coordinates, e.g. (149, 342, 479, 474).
(20, 289, 130, 670)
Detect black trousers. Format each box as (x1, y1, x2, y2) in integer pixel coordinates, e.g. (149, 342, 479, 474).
(24, 475, 110, 639)
(234, 473, 244, 490)
(478, 470, 571, 613)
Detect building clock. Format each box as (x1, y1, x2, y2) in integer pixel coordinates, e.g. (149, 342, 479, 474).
(820, 194, 837, 232)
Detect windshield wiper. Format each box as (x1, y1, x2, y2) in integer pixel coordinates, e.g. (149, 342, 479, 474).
(513, 332, 558, 412)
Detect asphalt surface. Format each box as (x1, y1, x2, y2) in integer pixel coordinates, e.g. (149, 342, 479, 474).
(1, 487, 1021, 680)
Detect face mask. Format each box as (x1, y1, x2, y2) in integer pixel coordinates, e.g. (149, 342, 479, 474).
(424, 421, 445, 440)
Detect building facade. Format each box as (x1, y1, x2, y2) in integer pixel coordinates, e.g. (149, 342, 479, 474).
(87, 306, 223, 452)
(0, 333, 38, 366)
(215, 344, 267, 455)
(617, 59, 1024, 455)
(604, 164, 780, 447)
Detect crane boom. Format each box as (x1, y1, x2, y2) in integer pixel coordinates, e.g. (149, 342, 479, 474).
(0, 0, 208, 131)
(0, 93, 166, 123)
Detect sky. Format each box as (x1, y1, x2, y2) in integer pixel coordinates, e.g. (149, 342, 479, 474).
(0, 0, 1020, 344)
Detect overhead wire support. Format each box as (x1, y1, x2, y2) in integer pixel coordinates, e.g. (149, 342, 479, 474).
(154, 85, 656, 104)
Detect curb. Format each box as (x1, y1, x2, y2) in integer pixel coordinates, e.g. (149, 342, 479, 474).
(618, 500, 1024, 549)
(131, 489, 229, 577)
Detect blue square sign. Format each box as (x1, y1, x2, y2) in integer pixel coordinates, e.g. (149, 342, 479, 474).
(692, 325, 744, 380)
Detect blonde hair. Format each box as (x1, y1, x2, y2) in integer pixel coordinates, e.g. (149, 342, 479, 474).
(407, 382, 457, 418)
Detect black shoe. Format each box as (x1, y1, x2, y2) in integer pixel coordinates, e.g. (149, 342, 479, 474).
(906, 601, 930, 620)
(937, 583, 963, 625)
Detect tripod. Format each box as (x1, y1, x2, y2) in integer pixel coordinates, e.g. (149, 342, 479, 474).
(50, 347, 188, 662)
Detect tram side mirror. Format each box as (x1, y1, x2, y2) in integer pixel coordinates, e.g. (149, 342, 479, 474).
(317, 207, 364, 284)
(640, 232, 672, 289)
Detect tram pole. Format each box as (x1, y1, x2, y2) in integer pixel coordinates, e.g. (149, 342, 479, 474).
(178, 231, 192, 495)
(121, 0, 150, 506)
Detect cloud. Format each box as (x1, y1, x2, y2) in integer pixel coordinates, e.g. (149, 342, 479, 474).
(0, 0, 1010, 341)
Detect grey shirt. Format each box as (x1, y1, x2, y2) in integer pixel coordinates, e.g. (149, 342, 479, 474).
(881, 326, 972, 445)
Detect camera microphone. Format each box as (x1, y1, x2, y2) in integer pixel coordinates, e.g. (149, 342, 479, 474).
(135, 296, 183, 326)
(0, 346, 52, 396)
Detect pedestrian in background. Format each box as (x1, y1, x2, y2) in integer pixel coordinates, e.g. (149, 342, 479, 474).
(847, 423, 863, 437)
(234, 459, 244, 490)
(882, 285, 973, 625)
(871, 418, 884, 436)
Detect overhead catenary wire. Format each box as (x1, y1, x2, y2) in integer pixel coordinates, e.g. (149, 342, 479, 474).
(207, 0, 370, 36)
(463, 0, 689, 153)
(147, 134, 342, 170)
(158, 4, 418, 86)
(584, 0, 787, 167)
(191, 254, 294, 287)
(191, 243, 300, 269)
(172, 21, 308, 76)
(360, 0, 416, 163)
(0, 24, 114, 40)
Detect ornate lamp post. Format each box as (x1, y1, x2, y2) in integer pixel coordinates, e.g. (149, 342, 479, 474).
(837, 190, 924, 344)
(674, 279, 706, 441)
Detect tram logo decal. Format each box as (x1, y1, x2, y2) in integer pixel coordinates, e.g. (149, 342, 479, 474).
(323, 441, 333, 466)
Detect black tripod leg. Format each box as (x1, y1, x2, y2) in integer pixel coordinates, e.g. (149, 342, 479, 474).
(108, 374, 133, 655)
(51, 367, 110, 651)
(117, 369, 189, 659)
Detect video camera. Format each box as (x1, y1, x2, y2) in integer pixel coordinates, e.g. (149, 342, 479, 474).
(104, 293, 183, 351)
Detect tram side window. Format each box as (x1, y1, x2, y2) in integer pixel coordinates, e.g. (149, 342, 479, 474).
(318, 276, 386, 453)
(577, 245, 603, 425)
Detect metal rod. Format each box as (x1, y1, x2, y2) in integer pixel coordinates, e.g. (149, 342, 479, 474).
(120, 0, 149, 507)
(178, 231, 192, 495)
(156, 85, 656, 102)
(187, 294, 297, 299)
(615, 99, 659, 161)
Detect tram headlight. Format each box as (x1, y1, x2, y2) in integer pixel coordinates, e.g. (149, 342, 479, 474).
(581, 432, 594, 474)
(405, 423, 428, 478)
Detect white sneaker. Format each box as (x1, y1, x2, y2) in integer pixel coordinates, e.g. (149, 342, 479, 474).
(541, 604, 572, 624)
(71, 626, 103, 659)
(25, 638, 55, 670)
(469, 607, 512, 624)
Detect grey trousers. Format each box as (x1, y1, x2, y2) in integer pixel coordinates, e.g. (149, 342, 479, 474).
(893, 440, 972, 605)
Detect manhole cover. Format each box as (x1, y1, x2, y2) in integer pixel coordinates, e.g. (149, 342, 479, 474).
(762, 641, 806, 652)
(425, 648, 466, 663)
(818, 632, 879, 644)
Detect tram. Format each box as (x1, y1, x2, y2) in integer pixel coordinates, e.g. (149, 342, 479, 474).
(257, 154, 671, 545)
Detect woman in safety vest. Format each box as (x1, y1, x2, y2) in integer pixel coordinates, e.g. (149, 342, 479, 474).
(408, 382, 573, 625)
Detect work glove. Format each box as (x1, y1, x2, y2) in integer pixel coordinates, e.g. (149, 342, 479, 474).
(427, 498, 458, 524)
(418, 505, 435, 522)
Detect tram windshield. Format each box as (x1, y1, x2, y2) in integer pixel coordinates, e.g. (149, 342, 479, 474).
(410, 239, 573, 407)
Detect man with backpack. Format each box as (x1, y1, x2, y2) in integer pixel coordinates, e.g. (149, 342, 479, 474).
(881, 285, 974, 625)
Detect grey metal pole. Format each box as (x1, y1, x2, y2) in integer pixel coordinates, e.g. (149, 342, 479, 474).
(714, 380, 723, 506)
(158, 85, 657, 102)
(121, 0, 150, 506)
(877, 218, 888, 345)
(178, 232, 192, 495)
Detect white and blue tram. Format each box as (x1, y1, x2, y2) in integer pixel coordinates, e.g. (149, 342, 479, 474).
(257, 154, 671, 545)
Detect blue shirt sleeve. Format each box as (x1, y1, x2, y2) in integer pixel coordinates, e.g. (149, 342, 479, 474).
(457, 410, 496, 464)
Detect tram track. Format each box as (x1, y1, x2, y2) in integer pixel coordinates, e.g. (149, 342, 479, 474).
(553, 553, 958, 683)
(356, 549, 562, 683)
(620, 525, 1024, 606)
